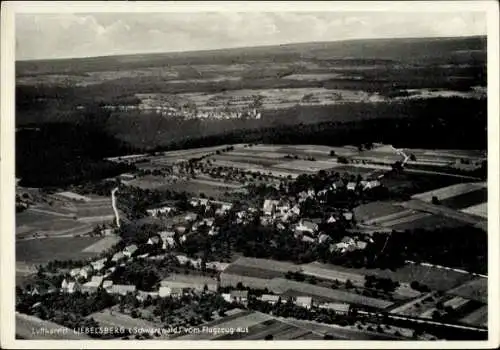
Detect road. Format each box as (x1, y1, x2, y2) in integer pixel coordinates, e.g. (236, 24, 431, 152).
(357, 310, 488, 333)
(111, 187, 120, 228)
(405, 260, 487, 278)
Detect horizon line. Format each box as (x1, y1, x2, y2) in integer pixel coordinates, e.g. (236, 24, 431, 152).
(16, 34, 486, 63)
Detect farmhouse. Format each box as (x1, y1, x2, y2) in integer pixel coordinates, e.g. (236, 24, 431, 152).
(123, 244, 138, 258)
(260, 294, 281, 305)
(318, 302, 351, 315)
(147, 236, 161, 245)
(347, 182, 357, 191)
(110, 284, 136, 296)
(147, 206, 175, 217)
(229, 290, 249, 305)
(111, 252, 125, 262)
(78, 266, 93, 280)
(263, 199, 280, 216)
(159, 286, 185, 298)
(295, 220, 319, 234)
(90, 258, 107, 272)
(64, 281, 81, 294)
(82, 276, 104, 294)
(137, 290, 159, 301)
(102, 280, 113, 290)
(295, 296, 313, 309)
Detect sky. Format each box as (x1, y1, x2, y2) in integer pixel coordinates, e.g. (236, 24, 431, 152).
(16, 12, 487, 60)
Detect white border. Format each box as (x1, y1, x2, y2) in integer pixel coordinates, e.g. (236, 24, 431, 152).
(1, 1, 499, 349)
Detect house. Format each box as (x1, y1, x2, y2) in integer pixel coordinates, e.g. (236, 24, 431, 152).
(222, 293, 232, 303)
(91, 258, 107, 272)
(295, 296, 313, 309)
(327, 215, 337, 224)
(208, 227, 218, 236)
(147, 236, 161, 245)
(356, 241, 368, 250)
(62, 281, 81, 294)
(332, 179, 344, 190)
(69, 268, 81, 278)
(343, 212, 354, 221)
(175, 226, 187, 235)
(137, 253, 150, 259)
(82, 276, 104, 294)
(159, 286, 184, 298)
(164, 237, 176, 248)
(78, 266, 93, 280)
(101, 228, 115, 236)
(364, 180, 381, 190)
(102, 280, 113, 290)
(137, 290, 159, 301)
(319, 302, 350, 315)
(205, 261, 230, 272)
(111, 252, 125, 262)
(229, 290, 249, 305)
(220, 203, 233, 212)
(260, 294, 281, 305)
(263, 199, 279, 216)
(347, 182, 357, 191)
(318, 233, 331, 244)
(296, 220, 319, 234)
(146, 206, 175, 217)
(123, 244, 138, 258)
(190, 197, 210, 207)
(61, 279, 69, 290)
(184, 213, 198, 222)
(260, 216, 274, 226)
(176, 255, 190, 265)
(110, 284, 136, 296)
(290, 205, 301, 216)
(302, 235, 315, 243)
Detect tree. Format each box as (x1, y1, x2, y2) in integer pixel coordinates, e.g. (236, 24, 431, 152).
(329, 150, 336, 157)
(264, 334, 274, 340)
(431, 196, 441, 205)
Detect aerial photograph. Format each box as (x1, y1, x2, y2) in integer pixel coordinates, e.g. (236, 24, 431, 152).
(11, 5, 490, 344)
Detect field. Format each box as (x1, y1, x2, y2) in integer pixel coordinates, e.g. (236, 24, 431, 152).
(353, 202, 408, 223)
(81, 235, 121, 253)
(400, 199, 487, 228)
(16, 313, 91, 340)
(460, 305, 488, 327)
(446, 278, 488, 304)
(222, 264, 286, 279)
(306, 262, 474, 292)
(411, 182, 486, 202)
(88, 309, 163, 335)
(230, 257, 302, 274)
(461, 202, 487, 218)
(389, 213, 468, 231)
(16, 236, 102, 264)
(439, 188, 487, 210)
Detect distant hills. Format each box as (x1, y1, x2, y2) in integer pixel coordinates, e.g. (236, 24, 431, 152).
(16, 36, 486, 76)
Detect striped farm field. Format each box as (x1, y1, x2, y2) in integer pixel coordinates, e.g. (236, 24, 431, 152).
(222, 264, 286, 279)
(273, 160, 339, 172)
(299, 262, 366, 286)
(230, 257, 301, 273)
(330, 165, 377, 176)
(353, 201, 407, 223)
(306, 263, 474, 291)
(17, 236, 102, 264)
(213, 154, 281, 166)
(389, 213, 468, 231)
(447, 278, 488, 304)
(411, 182, 486, 202)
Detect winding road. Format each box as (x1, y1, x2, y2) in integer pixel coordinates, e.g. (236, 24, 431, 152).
(111, 187, 121, 228)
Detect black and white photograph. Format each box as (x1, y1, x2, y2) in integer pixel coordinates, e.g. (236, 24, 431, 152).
(1, 1, 498, 348)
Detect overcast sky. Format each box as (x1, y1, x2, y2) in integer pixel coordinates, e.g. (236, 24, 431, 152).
(16, 12, 487, 60)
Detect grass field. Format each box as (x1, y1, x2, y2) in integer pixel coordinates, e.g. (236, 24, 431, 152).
(222, 264, 286, 279)
(446, 278, 488, 304)
(439, 188, 487, 210)
(353, 202, 407, 223)
(307, 262, 474, 292)
(330, 165, 377, 176)
(273, 160, 339, 173)
(16, 237, 102, 264)
(389, 213, 467, 231)
(81, 235, 121, 253)
(461, 202, 487, 218)
(88, 309, 162, 334)
(16, 313, 91, 340)
(459, 305, 488, 327)
(212, 154, 281, 167)
(411, 182, 486, 202)
(230, 257, 302, 274)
